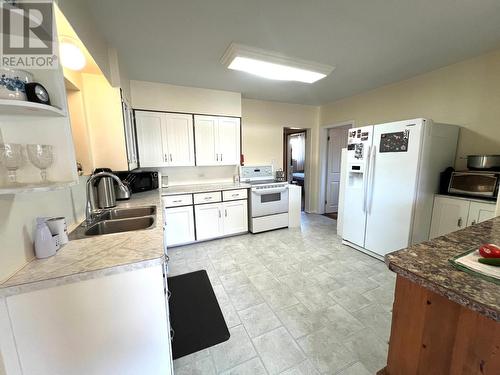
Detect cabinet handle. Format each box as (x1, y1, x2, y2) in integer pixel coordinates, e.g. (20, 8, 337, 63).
(204, 196, 212, 200)
(172, 200, 182, 203)
(164, 153, 168, 162)
(170, 328, 175, 340)
(471, 220, 476, 225)
(457, 217, 463, 227)
(165, 255, 170, 262)
(220, 153, 223, 162)
(170, 153, 173, 162)
(218, 210, 221, 218)
(232, 194, 239, 197)
(216, 154, 219, 161)
(225, 209, 227, 217)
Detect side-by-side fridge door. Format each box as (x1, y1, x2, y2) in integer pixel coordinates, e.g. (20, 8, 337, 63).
(341, 125, 373, 247)
(364, 119, 424, 257)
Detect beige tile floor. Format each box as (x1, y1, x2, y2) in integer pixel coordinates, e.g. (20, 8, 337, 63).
(168, 214, 396, 375)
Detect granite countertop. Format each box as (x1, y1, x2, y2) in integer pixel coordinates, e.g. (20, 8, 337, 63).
(0, 190, 165, 297)
(162, 182, 251, 196)
(386, 217, 500, 321)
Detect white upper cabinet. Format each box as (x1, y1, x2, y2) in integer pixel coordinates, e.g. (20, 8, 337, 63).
(194, 115, 240, 166)
(135, 111, 167, 167)
(164, 113, 195, 166)
(193, 116, 219, 166)
(218, 117, 241, 165)
(135, 111, 194, 167)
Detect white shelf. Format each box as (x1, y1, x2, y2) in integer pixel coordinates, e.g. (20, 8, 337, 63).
(0, 100, 65, 117)
(0, 180, 77, 194)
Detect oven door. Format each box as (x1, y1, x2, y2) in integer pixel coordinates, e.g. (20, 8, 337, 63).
(448, 172, 498, 198)
(251, 186, 289, 217)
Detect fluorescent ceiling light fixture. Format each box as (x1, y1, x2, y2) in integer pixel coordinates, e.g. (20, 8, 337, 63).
(59, 39, 86, 71)
(221, 43, 334, 83)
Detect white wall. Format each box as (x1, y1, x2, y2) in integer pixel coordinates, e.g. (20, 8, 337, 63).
(130, 81, 242, 117)
(0, 178, 87, 282)
(56, 0, 112, 81)
(159, 166, 238, 186)
(319, 49, 500, 171)
(241, 99, 320, 211)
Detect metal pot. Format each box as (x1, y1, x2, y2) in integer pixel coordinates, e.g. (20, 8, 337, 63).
(467, 155, 500, 171)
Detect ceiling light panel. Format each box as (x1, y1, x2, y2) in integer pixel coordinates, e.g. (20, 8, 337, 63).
(221, 43, 334, 84)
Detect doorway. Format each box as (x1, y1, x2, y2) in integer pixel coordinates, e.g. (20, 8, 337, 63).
(283, 128, 307, 211)
(324, 125, 351, 218)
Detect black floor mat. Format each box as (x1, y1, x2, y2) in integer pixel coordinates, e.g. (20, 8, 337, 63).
(168, 270, 230, 359)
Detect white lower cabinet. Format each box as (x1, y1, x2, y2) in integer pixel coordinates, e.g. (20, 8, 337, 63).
(194, 202, 224, 241)
(466, 201, 496, 226)
(195, 200, 248, 241)
(164, 206, 195, 246)
(430, 195, 496, 239)
(0, 265, 172, 375)
(223, 200, 249, 235)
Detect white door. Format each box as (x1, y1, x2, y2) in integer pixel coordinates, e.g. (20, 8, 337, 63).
(342, 125, 373, 247)
(364, 119, 424, 256)
(135, 111, 168, 167)
(194, 115, 218, 166)
(466, 201, 496, 226)
(164, 113, 195, 166)
(195, 203, 223, 240)
(217, 117, 240, 165)
(165, 206, 195, 246)
(325, 126, 349, 213)
(223, 200, 248, 235)
(122, 100, 137, 170)
(430, 196, 470, 238)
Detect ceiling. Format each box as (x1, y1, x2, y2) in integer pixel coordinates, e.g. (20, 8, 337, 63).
(83, 0, 500, 105)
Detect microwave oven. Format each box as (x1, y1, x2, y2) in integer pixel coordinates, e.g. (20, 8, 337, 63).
(448, 171, 499, 199)
(115, 171, 159, 193)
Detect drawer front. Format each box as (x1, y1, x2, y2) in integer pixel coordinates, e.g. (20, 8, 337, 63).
(223, 189, 248, 201)
(193, 191, 222, 204)
(163, 194, 193, 207)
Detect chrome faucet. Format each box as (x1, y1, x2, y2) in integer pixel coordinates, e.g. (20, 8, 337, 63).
(85, 172, 128, 225)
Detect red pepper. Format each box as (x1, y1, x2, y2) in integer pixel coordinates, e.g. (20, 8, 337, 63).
(479, 243, 500, 258)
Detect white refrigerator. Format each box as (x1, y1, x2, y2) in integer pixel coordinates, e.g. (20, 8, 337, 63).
(341, 118, 459, 259)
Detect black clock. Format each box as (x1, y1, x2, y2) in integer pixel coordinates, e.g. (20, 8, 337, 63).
(25, 83, 51, 105)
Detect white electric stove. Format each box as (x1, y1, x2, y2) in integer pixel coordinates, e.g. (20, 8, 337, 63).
(240, 165, 289, 233)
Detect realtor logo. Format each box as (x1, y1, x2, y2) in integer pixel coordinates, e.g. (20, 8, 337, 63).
(0, 1, 57, 68)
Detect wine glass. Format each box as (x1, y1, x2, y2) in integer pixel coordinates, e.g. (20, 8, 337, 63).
(27, 144, 54, 182)
(0, 143, 24, 185)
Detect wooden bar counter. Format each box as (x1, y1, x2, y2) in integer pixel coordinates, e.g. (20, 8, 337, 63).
(380, 217, 500, 375)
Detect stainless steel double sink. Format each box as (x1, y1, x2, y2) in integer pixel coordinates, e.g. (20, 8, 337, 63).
(69, 206, 157, 240)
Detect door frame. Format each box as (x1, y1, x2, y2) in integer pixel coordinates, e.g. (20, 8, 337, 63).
(318, 121, 354, 214)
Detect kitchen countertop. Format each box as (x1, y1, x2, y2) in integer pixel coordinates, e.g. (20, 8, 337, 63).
(162, 182, 251, 196)
(0, 190, 165, 297)
(386, 217, 500, 321)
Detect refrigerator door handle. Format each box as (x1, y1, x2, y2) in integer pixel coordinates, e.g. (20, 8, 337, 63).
(363, 145, 372, 212)
(368, 145, 377, 213)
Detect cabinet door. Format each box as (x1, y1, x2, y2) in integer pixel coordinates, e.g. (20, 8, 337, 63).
(194, 115, 218, 166)
(223, 200, 248, 235)
(165, 206, 195, 247)
(217, 117, 241, 165)
(467, 201, 496, 226)
(135, 111, 168, 167)
(164, 113, 195, 166)
(429, 196, 470, 239)
(5, 266, 172, 375)
(122, 99, 138, 170)
(194, 203, 223, 240)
